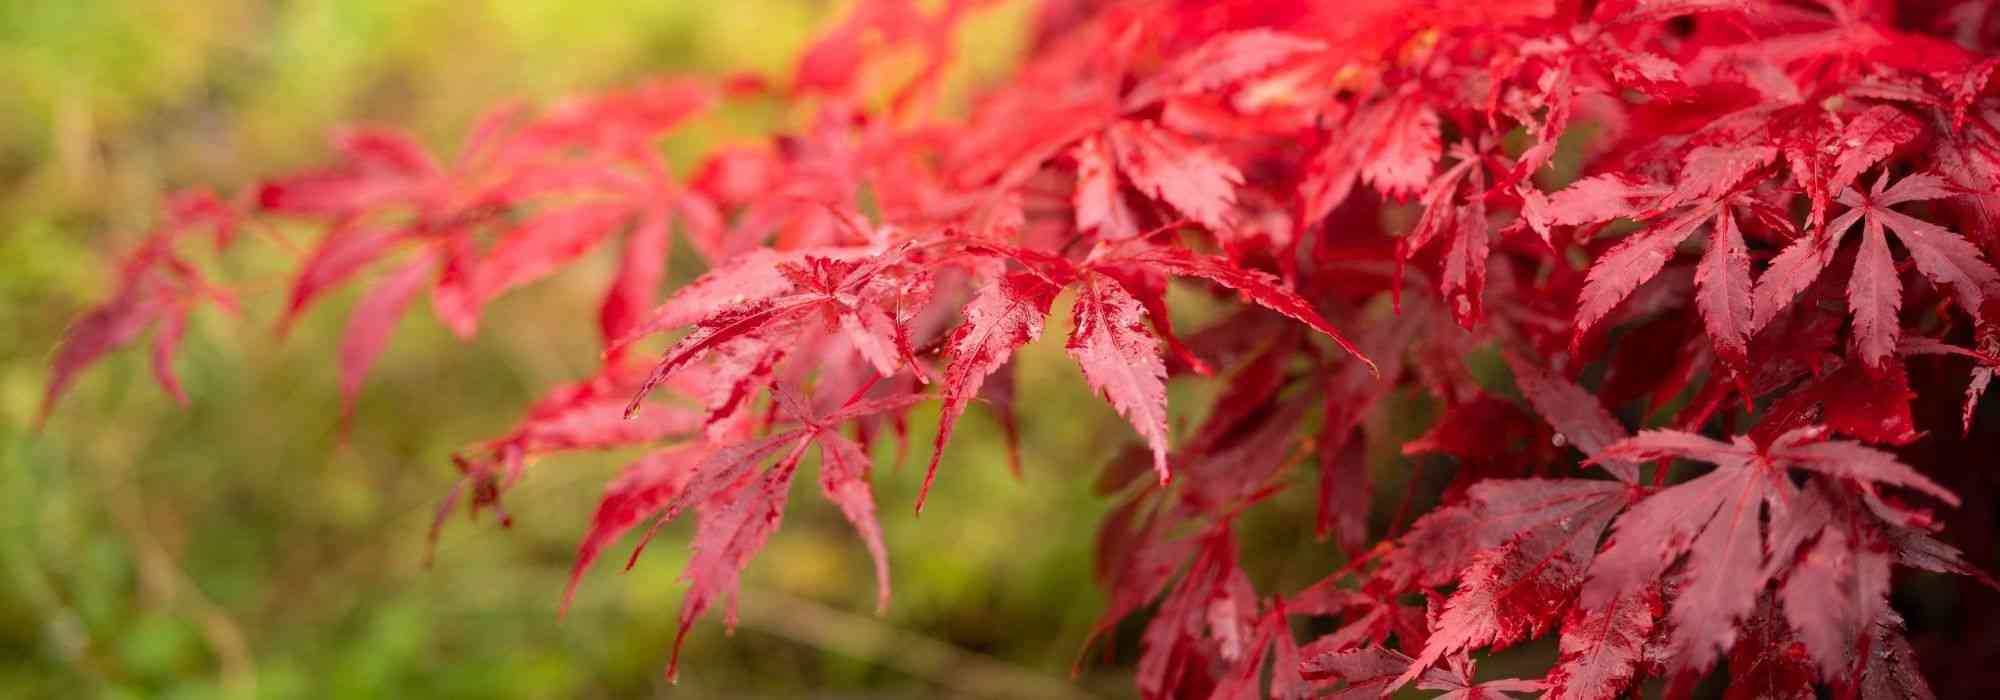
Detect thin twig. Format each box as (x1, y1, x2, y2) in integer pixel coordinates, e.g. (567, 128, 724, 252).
(99, 463, 258, 696)
(728, 587, 1101, 700)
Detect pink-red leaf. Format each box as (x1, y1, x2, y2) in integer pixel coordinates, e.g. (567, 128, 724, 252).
(339, 252, 437, 412)
(41, 292, 162, 425)
(150, 305, 192, 406)
(1105, 120, 1243, 232)
(1827, 107, 1923, 205)
(561, 444, 708, 616)
(1572, 207, 1708, 347)
(1073, 134, 1142, 240)
(1124, 29, 1325, 107)
(1751, 229, 1838, 333)
(668, 442, 807, 681)
(282, 228, 403, 331)
(600, 211, 672, 351)
(1120, 247, 1372, 371)
(1396, 494, 1622, 689)
(475, 203, 628, 309)
(817, 431, 891, 614)
(624, 294, 821, 419)
(1362, 96, 1441, 201)
(922, 273, 1058, 511)
(1067, 275, 1172, 484)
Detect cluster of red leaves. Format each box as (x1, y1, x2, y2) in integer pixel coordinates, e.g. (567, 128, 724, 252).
(46, 0, 2000, 696)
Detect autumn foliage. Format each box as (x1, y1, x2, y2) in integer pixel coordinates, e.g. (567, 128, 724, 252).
(42, 0, 2000, 697)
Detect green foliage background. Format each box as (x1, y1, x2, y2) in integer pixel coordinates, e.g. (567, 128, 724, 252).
(0, 2, 1369, 698)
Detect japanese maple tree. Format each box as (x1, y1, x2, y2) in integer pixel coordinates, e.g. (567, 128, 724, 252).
(43, 0, 2000, 697)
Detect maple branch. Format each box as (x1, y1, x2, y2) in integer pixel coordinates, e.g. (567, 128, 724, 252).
(97, 460, 258, 695)
(729, 587, 1102, 700)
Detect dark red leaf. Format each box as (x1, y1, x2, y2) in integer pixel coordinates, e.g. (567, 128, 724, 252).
(1695, 208, 1753, 372)
(1545, 588, 1659, 700)
(1506, 355, 1638, 483)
